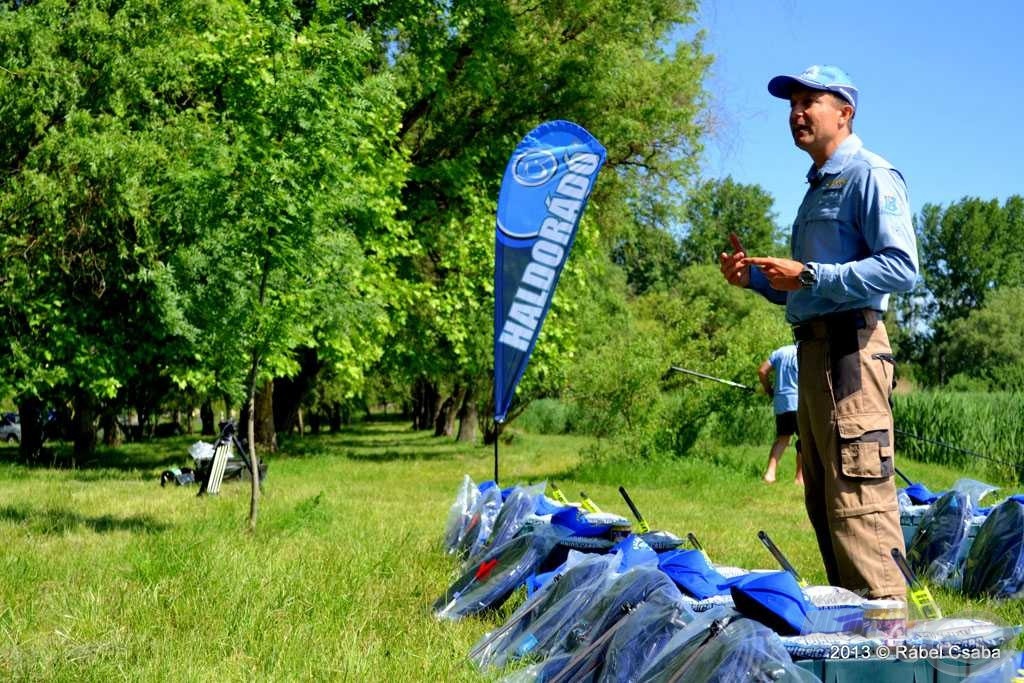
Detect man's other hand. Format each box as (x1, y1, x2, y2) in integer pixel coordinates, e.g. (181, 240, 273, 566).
(719, 249, 750, 288)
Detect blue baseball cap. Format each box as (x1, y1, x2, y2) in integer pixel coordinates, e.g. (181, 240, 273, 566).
(768, 65, 858, 109)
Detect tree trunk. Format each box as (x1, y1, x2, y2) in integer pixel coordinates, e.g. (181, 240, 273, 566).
(296, 408, 304, 437)
(246, 387, 260, 533)
(17, 396, 45, 464)
(200, 400, 215, 435)
(254, 380, 277, 452)
(456, 382, 478, 443)
(72, 392, 98, 461)
(134, 405, 150, 441)
(434, 395, 454, 437)
(223, 393, 234, 425)
(100, 409, 123, 447)
(412, 377, 442, 430)
(329, 403, 342, 432)
(308, 410, 321, 435)
(272, 347, 319, 437)
(435, 384, 464, 437)
(447, 385, 467, 437)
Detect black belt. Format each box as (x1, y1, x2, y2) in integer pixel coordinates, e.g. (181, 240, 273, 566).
(792, 309, 875, 342)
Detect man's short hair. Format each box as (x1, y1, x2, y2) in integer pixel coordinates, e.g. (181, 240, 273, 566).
(827, 92, 855, 130)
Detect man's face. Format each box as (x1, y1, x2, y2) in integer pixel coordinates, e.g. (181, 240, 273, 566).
(788, 88, 851, 157)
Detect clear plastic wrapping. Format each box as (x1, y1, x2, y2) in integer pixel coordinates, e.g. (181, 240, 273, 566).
(908, 490, 973, 586)
(455, 483, 503, 561)
(963, 500, 1024, 599)
(433, 525, 563, 621)
(443, 474, 479, 553)
(468, 482, 546, 565)
(469, 553, 617, 669)
(636, 617, 817, 683)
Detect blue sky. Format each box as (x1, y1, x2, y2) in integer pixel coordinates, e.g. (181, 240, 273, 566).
(690, 0, 1024, 229)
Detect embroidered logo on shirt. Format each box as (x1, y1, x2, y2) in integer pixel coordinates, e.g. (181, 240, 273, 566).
(825, 177, 848, 190)
(883, 195, 901, 215)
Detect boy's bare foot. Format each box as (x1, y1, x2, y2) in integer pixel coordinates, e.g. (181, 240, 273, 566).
(762, 475, 776, 484)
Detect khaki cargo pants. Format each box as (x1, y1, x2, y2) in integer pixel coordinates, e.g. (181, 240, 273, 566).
(796, 310, 907, 599)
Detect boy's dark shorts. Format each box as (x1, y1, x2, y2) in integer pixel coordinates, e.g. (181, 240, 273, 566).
(775, 411, 798, 437)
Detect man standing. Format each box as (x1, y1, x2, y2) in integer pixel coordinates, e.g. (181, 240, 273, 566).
(719, 65, 918, 600)
(759, 344, 803, 485)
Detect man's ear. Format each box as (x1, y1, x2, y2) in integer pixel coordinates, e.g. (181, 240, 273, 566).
(839, 103, 854, 127)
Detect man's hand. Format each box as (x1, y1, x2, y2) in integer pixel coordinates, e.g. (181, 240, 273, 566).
(742, 257, 804, 291)
(719, 249, 749, 288)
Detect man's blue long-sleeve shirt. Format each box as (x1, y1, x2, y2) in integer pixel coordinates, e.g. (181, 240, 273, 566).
(749, 134, 919, 323)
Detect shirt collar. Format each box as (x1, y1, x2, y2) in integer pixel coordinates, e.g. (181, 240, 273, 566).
(805, 133, 863, 184)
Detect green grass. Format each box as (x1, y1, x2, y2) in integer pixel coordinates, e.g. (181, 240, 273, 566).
(0, 419, 1021, 680)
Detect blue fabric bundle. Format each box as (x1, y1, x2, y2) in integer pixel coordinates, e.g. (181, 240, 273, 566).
(658, 549, 730, 600)
(729, 571, 863, 636)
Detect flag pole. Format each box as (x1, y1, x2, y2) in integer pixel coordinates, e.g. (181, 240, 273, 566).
(493, 428, 500, 485)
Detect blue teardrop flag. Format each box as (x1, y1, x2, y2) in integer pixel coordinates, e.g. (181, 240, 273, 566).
(494, 120, 606, 422)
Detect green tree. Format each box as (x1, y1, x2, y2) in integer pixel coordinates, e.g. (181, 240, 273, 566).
(0, 0, 405, 532)
(941, 287, 1024, 391)
(610, 224, 686, 295)
(679, 177, 783, 266)
(0, 0, 218, 460)
(908, 196, 1024, 384)
(918, 196, 1024, 322)
(156, 0, 406, 527)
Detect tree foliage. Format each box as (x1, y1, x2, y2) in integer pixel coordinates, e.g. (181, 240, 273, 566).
(566, 264, 790, 456)
(903, 196, 1024, 385)
(941, 287, 1024, 391)
(375, 0, 713, 432)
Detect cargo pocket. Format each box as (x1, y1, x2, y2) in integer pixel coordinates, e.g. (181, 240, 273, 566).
(837, 414, 894, 481)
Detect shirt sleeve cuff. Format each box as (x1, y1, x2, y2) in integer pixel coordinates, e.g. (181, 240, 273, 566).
(748, 265, 771, 295)
(808, 261, 837, 297)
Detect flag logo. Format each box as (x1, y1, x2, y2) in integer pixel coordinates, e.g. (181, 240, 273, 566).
(512, 150, 558, 188)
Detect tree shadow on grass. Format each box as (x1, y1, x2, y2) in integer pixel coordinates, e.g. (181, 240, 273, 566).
(329, 438, 461, 451)
(0, 436, 197, 479)
(343, 448, 464, 463)
(0, 504, 170, 534)
(301, 426, 437, 441)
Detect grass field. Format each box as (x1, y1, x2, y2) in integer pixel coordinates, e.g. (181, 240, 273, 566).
(1, 417, 1021, 681)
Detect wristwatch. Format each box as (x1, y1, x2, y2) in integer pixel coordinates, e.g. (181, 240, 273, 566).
(798, 263, 817, 289)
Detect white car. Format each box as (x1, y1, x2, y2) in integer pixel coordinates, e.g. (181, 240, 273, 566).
(1, 414, 20, 443)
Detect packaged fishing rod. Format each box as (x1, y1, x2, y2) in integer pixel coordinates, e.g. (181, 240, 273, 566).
(891, 548, 943, 620)
(597, 600, 693, 682)
(617, 485, 685, 551)
(442, 474, 479, 553)
(467, 482, 548, 566)
(962, 498, 1024, 599)
(541, 566, 686, 663)
(907, 489, 975, 588)
(518, 568, 691, 683)
(434, 525, 566, 621)
(454, 482, 503, 560)
(469, 552, 618, 669)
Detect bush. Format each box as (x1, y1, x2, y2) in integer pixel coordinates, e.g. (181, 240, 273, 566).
(516, 399, 572, 435)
